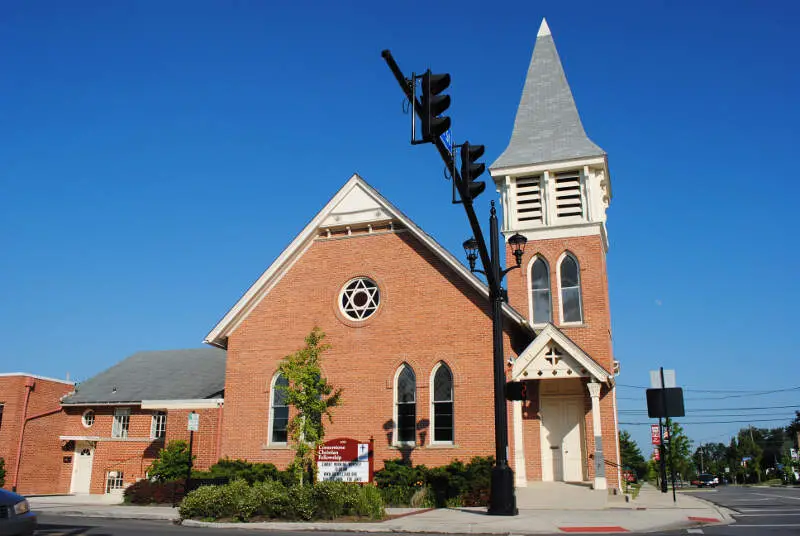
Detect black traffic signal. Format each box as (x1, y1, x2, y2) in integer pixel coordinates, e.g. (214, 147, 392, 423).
(419, 70, 451, 142)
(460, 141, 486, 200)
(505, 381, 527, 401)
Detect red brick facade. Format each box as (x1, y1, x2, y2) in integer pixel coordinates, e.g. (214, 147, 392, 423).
(221, 229, 530, 470)
(0, 375, 74, 494)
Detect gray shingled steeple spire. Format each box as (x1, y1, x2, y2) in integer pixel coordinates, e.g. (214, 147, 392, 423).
(491, 19, 605, 170)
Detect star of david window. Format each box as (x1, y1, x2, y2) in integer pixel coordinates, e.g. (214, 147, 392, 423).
(339, 277, 380, 321)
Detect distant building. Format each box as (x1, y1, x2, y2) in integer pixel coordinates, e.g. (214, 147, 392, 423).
(0, 373, 74, 493)
(1, 349, 224, 495)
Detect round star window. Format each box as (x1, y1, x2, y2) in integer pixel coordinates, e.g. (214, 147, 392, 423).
(339, 277, 380, 321)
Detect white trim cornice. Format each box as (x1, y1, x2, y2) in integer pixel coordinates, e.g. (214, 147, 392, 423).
(204, 174, 534, 348)
(140, 398, 223, 410)
(490, 156, 607, 180)
(0, 373, 74, 386)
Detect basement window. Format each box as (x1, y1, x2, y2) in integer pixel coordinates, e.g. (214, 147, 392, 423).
(554, 171, 583, 219)
(515, 175, 543, 224)
(105, 471, 124, 493)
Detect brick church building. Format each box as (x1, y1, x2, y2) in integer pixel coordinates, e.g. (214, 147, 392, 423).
(205, 18, 621, 490)
(2, 19, 621, 494)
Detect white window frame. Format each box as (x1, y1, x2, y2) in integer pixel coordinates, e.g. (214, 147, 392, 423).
(150, 411, 167, 440)
(111, 408, 130, 439)
(105, 471, 124, 493)
(556, 252, 584, 325)
(81, 409, 95, 428)
(527, 254, 552, 327)
(393, 364, 416, 447)
(429, 362, 454, 445)
(268, 372, 289, 446)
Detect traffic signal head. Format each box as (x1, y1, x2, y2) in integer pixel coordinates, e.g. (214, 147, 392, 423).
(420, 70, 451, 142)
(460, 141, 486, 201)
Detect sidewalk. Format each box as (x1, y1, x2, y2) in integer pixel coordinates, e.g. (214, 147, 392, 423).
(29, 483, 735, 533)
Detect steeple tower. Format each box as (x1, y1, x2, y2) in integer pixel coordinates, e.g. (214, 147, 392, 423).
(490, 18, 611, 250)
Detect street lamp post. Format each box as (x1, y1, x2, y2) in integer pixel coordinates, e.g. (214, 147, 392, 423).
(463, 202, 527, 516)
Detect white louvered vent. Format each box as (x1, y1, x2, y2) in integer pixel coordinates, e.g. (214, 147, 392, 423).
(515, 175, 543, 224)
(554, 171, 583, 218)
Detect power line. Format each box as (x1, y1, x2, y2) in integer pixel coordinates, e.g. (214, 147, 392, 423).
(620, 418, 791, 425)
(619, 411, 794, 418)
(617, 384, 800, 396)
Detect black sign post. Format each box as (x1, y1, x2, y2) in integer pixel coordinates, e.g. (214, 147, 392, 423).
(646, 368, 685, 503)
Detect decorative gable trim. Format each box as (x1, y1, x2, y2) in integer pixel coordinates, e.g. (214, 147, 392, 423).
(511, 323, 612, 385)
(204, 174, 534, 348)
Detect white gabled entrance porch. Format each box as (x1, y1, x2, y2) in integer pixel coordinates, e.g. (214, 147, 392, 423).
(510, 324, 613, 490)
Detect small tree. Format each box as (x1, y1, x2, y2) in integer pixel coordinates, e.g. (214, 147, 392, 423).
(0, 457, 5, 487)
(278, 327, 343, 485)
(147, 440, 193, 482)
(619, 430, 647, 479)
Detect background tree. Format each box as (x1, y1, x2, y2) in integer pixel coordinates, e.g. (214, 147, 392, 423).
(278, 327, 343, 485)
(693, 442, 726, 475)
(147, 440, 193, 482)
(736, 427, 764, 483)
(665, 421, 693, 481)
(787, 411, 800, 441)
(619, 430, 647, 480)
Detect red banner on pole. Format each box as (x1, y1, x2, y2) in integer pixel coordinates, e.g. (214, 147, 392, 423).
(651, 424, 661, 445)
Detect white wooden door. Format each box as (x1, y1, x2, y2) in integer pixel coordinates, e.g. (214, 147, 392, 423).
(562, 398, 584, 482)
(70, 442, 94, 494)
(540, 397, 584, 482)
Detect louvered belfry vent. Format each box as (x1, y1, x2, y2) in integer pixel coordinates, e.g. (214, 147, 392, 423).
(515, 175, 543, 223)
(554, 171, 583, 218)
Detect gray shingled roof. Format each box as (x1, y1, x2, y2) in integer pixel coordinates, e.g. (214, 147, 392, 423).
(62, 348, 226, 404)
(491, 20, 605, 170)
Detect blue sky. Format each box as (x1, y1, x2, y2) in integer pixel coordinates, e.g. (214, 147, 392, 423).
(2, 1, 798, 454)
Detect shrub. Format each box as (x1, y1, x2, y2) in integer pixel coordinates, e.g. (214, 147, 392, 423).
(286, 485, 315, 520)
(124, 479, 185, 504)
(193, 458, 295, 487)
(179, 479, 383, 521)
(148, 441, 192, 482)
(353, 484, 384, 519)
(250, 480, 289, 518)
(374, 456, 493, 508)
(374, 459, 426, 488)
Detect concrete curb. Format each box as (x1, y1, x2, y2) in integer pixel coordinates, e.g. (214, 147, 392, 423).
(180, 519, 575, 534)
(35, 508, 178, 521)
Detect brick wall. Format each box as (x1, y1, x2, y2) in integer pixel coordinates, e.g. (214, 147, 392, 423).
(0, 375, 74, 493)
(222, 230, 528, 470)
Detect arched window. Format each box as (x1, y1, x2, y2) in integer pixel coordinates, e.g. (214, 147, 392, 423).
(531, 257, 552, 324)
(432, 363, 454, 443)
(270, 373, 289, 444)
(559, 254, 583, 323)
(395, 365, 416, 445)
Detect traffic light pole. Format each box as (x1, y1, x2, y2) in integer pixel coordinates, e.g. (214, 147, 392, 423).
(381, 49, 517, 516)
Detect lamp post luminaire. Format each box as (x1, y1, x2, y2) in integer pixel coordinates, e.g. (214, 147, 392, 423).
(463, 203, 528, 516)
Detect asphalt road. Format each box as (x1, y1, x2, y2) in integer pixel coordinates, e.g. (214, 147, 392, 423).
(674, 485, 800, 535)
(34, 515, 389, 536)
